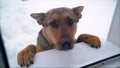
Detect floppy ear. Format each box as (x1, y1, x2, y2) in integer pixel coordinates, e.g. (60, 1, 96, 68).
(31, 13, 46, 26)
(72, 6, 84, 19)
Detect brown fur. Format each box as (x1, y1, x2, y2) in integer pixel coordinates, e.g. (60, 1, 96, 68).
(17, 6, 101, 67)
(17, 45, 36, 66)
(76, 34, 101, 48)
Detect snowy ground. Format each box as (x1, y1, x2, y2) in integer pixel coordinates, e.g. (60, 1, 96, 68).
(0, 0, 116, 67)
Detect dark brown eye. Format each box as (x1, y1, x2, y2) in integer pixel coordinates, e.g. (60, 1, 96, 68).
(49, 21, 58, 28)
(67, 17, 74, 26)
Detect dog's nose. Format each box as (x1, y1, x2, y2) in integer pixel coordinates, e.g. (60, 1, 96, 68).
(60, 39, 72, 50)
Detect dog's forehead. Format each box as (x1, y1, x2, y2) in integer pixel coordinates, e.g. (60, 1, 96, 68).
(52, 8, 70, 14)
(46, 7, 75, 18)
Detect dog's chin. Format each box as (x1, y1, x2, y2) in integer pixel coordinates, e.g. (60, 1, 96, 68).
(56, 47, 73, 51)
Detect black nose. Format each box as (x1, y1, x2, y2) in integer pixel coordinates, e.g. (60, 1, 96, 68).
(60, 39, 72, 50)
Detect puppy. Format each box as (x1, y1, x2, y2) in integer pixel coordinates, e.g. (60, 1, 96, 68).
(17, 6, 101, 67)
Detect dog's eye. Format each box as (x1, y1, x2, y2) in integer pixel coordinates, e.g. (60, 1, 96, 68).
(50, 21, 58, 28)
(67, 17, 74, 26)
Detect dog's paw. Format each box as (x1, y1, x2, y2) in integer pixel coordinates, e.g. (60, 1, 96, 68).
(77, 34, 101, 48)
(17, 45, 36, 67)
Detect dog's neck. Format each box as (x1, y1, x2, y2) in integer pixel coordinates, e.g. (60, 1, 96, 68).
(36, 29, 54, 50)
(42, 29, 53, 45)
(40, 30, 50, 45)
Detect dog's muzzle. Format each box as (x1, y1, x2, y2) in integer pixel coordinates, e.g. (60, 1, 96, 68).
(60, 38, 73, 50)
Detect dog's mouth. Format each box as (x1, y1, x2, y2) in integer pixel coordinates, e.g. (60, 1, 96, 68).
(60, 41, 73, 51)
(55, 39, 74, 51)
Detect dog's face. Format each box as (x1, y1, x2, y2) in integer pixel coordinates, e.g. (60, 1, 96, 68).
(31, 6, 84, 50)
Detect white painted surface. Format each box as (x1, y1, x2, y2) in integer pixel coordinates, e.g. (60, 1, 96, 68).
(30, 39, 120, 67)
(107, 0, 120, 48)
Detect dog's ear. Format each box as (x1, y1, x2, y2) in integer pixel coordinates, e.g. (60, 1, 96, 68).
(72, 6, 84, 19)
(31, 13, 46, 26)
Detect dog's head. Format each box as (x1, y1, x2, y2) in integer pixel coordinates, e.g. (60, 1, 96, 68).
(31, 6, 84, 50)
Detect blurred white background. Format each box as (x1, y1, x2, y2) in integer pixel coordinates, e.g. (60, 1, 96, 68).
(0, 0, 117, 67)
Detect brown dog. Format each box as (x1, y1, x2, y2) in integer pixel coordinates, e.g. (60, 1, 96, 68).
(17, 6, 101, 67)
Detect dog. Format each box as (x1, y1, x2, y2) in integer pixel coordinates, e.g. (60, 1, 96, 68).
(17, 6, 101, 67)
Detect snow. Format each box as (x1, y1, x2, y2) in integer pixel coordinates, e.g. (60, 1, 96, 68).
(0, 0, 117, 67)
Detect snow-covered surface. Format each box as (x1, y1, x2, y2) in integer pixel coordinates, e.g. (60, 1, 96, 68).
(0, 0, 118, 67)
(30, 39, 120, 67)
